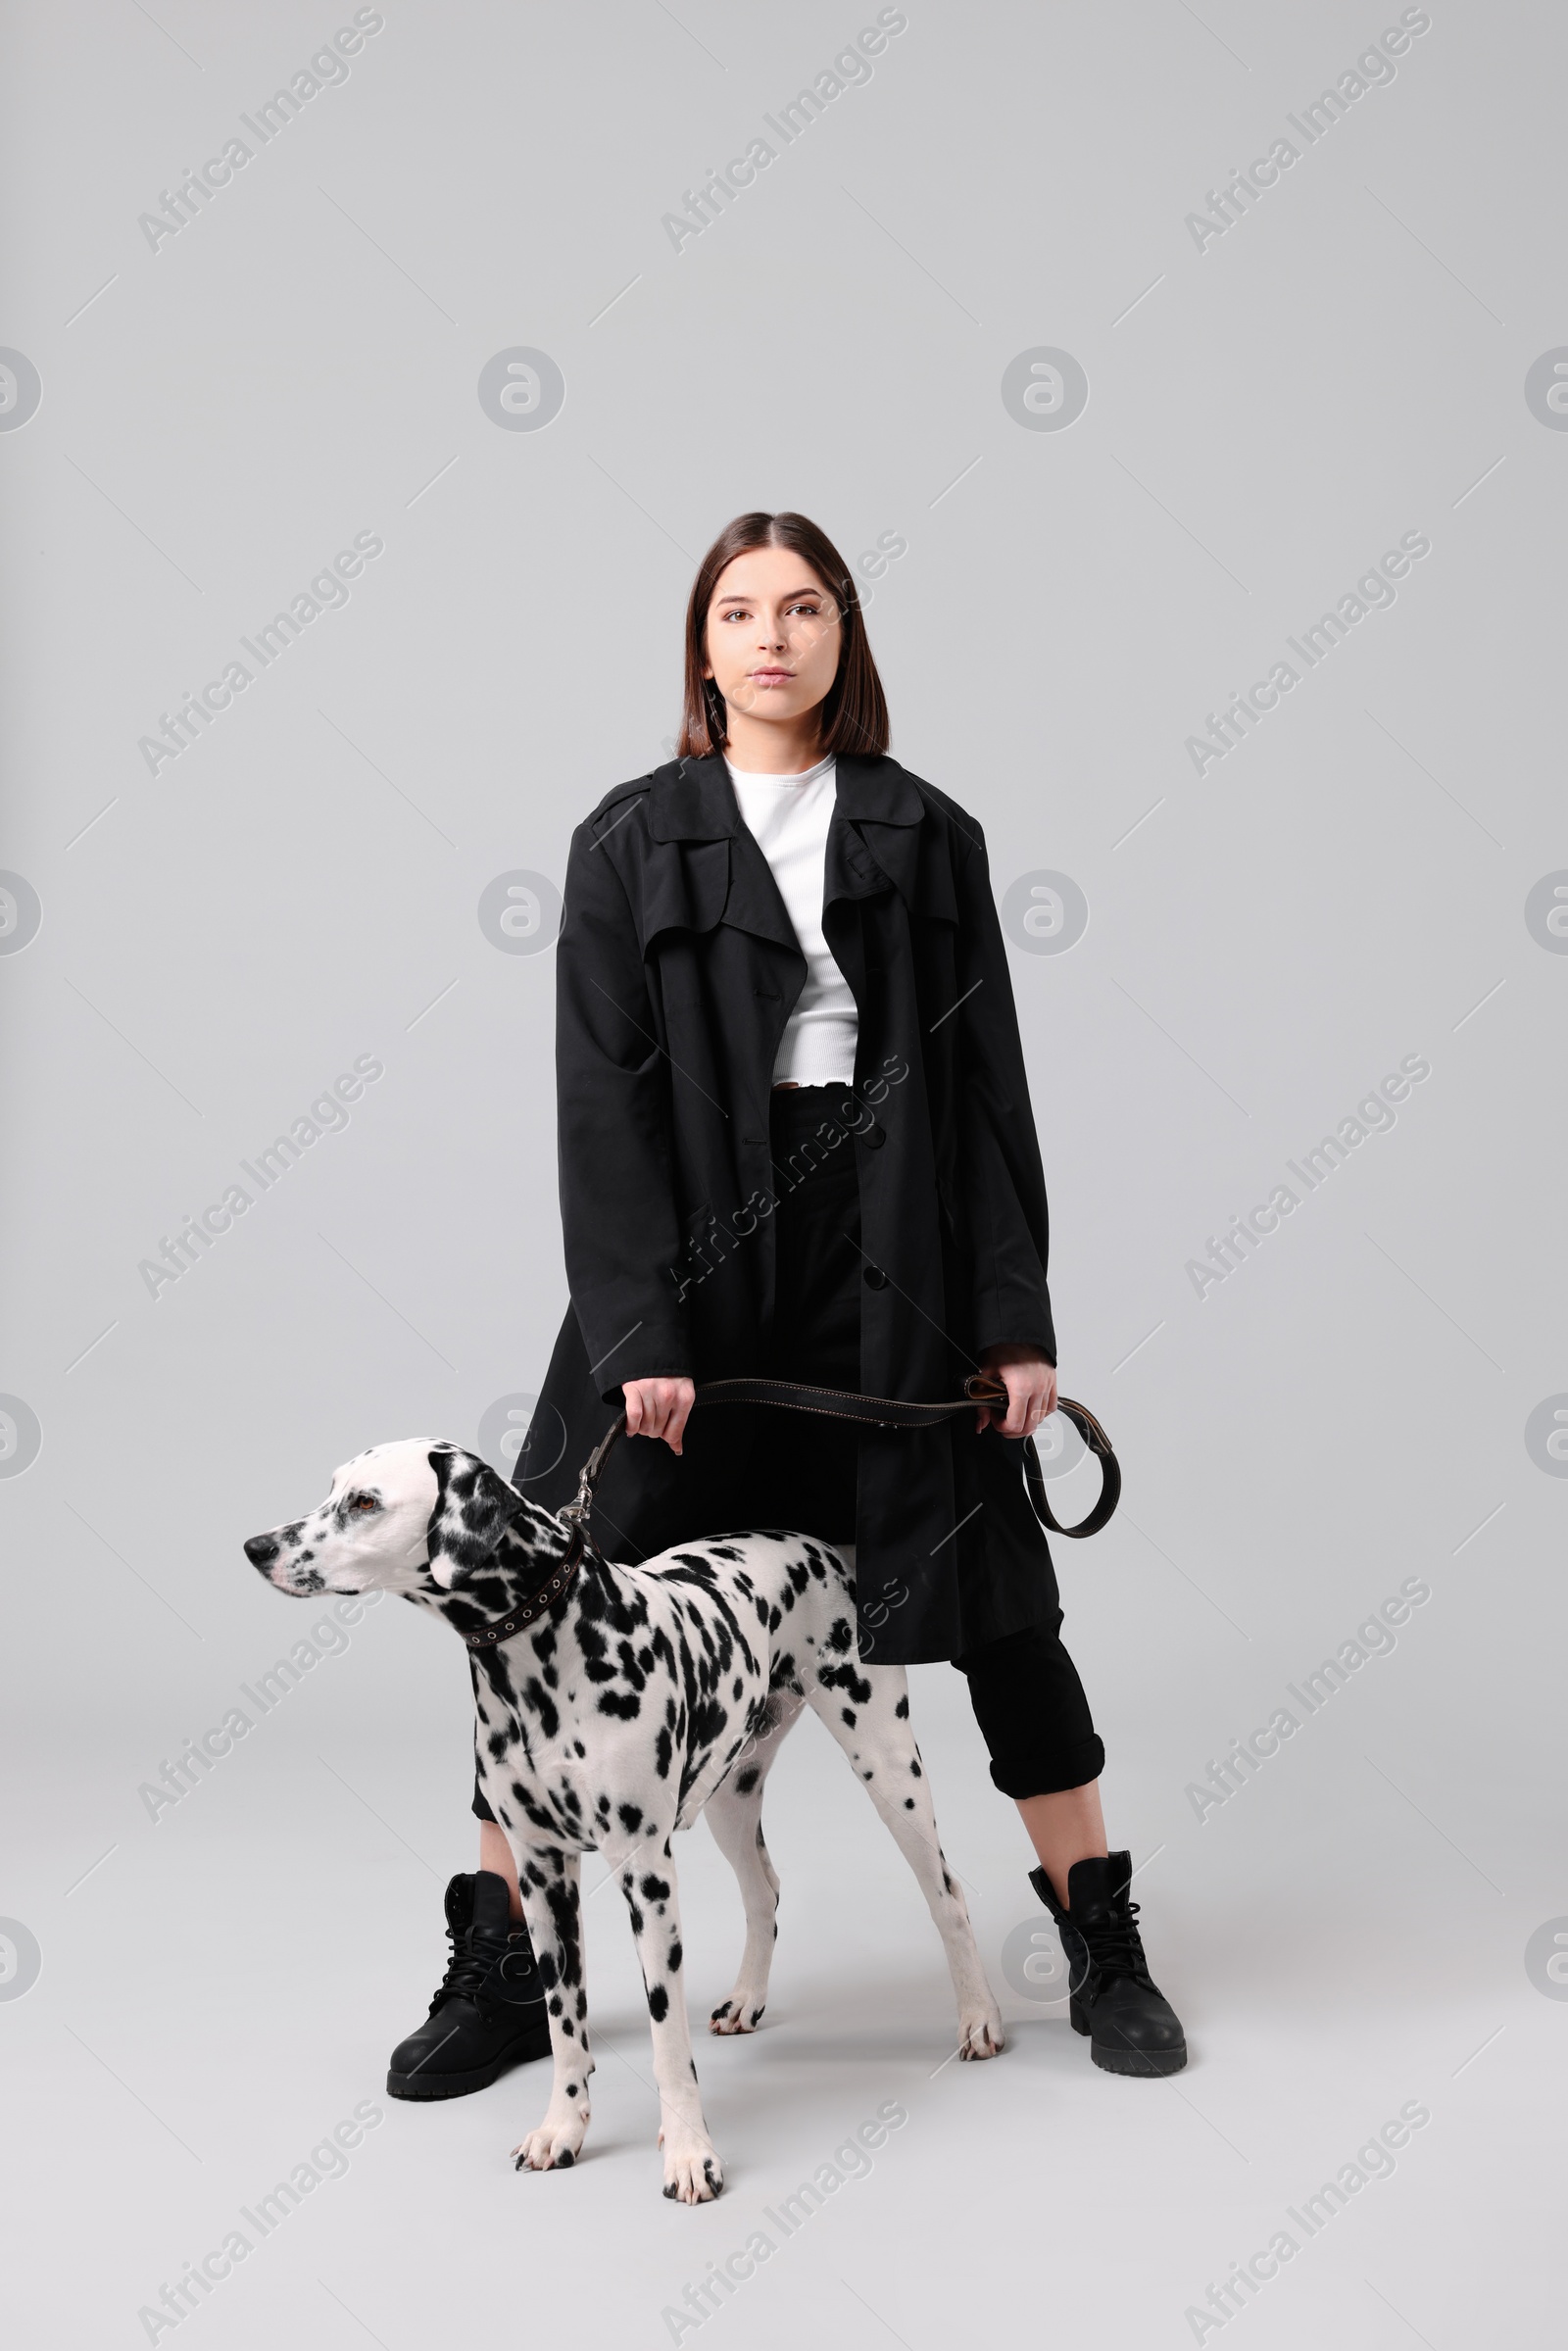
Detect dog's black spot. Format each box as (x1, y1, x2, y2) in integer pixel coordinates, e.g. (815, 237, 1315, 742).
(618, 1802, 643, 1834)
(654, 1724, 672, 1779)
(640, 1873, 670, 1903)
(711, 2000, 731, 2019)
(520, 1678, 559, 1742)
(910, 1758, 922, 1776)
(648, 1984, 669, 2023)
(826, 1616, 854, 1652)
(734, 1766, 760, 1795)
(667, 1939, 682, 1973)
(818, 1660, 872, 1706)
(842, 1708, 857, 1727)
(895, 1693, 909, 1719)
(905, 1796, 916, 1809)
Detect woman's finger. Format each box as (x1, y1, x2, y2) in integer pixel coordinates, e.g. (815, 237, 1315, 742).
(665, 1380, 695, 1455)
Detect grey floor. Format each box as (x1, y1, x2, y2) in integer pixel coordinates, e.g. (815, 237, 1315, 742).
(8, 1510, 1558, 2351)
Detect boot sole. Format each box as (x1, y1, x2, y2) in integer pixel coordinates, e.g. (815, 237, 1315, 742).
(387, 2014, 552, 2101)
(1090, 2039, 1187, 2077)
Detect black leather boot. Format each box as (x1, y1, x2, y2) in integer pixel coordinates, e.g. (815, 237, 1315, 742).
(1029, 1851, 1187, 2077)
(387, 1871, 551, 2100)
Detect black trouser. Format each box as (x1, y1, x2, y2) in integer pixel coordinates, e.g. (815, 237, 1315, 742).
(757, 1086, 1103, 1800)
(474, 1088, 1102, 1820)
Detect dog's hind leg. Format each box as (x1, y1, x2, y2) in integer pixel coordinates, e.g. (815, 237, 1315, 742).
(510, 1844, 594, 2173)
(806, 1661, 1005, 2061)
(617, 1838, 723, 2204)
(704, 1688, 805, 2035)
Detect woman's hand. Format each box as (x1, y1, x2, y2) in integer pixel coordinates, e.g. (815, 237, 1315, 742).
(974, 1345, 1057, 1438)
(623, 1376, 696, 1454)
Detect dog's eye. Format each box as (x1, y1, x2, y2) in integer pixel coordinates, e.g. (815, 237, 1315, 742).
(349, 1494, 379, 1514)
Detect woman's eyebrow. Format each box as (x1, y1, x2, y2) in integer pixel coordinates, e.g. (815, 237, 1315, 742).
(710, 583, 826, 605)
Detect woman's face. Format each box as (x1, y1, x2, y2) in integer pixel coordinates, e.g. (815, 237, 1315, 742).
(702, 545, 843, 738)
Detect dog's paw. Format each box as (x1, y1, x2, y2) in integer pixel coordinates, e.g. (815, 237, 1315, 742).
(710, 1993, 765, 2035)
(512, 2114, 588, 2173)
(957, 2007, 1006, 2061)
(658, 2123, 724, 2204)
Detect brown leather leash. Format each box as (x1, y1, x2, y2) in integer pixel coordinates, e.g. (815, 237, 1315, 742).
(465, 1377, 1119, 1651)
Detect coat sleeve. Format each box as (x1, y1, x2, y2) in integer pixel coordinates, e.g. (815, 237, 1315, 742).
(950, 819, 1058, 1366)
(555, 811, 692, 1399)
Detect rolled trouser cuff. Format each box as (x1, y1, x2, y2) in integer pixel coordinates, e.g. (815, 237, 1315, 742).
(986, 1732, 1105, 1800)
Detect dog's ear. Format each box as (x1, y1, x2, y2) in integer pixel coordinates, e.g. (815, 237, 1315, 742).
(424, 1446, 527, 1589)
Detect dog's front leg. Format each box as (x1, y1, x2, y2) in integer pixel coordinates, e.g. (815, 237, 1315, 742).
(619, 1840, 721, 2204)
(510, 1845, 593, 2174)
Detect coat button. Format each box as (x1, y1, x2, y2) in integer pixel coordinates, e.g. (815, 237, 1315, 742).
(862, 1265, 889, 1290)
(859, 1124, 885, 1149)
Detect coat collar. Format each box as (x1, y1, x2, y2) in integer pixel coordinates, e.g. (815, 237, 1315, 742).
(634, 752, 945, 946)
(645, 751, 924, 842)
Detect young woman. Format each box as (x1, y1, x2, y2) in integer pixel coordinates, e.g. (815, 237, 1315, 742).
(386, 511, 1186, 2102)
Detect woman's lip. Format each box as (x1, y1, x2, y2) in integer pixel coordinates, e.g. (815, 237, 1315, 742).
(749, 669, 794, 681)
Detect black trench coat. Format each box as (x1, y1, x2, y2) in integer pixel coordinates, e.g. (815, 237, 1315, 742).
(514, 750, 1062, 1665)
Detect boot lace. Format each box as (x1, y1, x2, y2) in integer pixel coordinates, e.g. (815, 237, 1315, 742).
(1078, 1898, 1152, 1986)
(430, 1919, 507, 2013)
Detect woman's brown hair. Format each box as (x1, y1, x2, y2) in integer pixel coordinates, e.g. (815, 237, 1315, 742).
(676, 510, 891, 759)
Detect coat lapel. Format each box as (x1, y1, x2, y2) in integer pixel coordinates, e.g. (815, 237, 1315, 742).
(830, 754, 957, 924)
(628, 757, 785, 954)
(644, 754, 799, 955)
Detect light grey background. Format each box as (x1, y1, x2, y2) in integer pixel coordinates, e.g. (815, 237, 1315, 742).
(2, 2, 1563, 2344)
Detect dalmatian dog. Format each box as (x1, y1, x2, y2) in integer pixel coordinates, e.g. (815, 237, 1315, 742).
(244, 1440, 1004, 2203)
